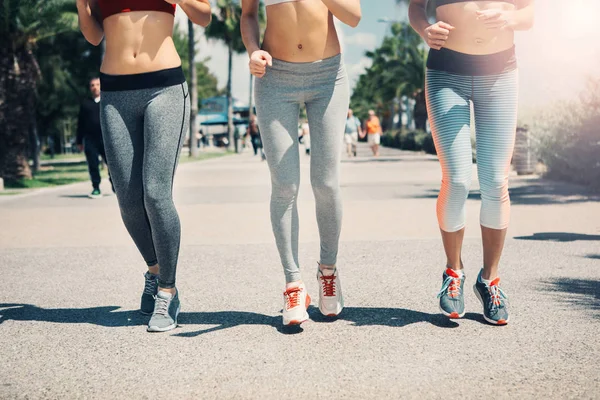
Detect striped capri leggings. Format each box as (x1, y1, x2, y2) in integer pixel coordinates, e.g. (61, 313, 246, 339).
(425, 47, 518, 232)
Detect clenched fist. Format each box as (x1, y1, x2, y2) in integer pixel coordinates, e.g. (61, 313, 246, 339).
(249, 50, 273, 78)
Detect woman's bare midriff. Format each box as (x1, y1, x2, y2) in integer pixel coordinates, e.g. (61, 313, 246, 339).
(100, 11, 181, 75)
(437, 1, 516, 55)
(262, 0, 341, 62)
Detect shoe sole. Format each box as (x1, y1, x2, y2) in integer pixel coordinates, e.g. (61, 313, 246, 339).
(318, 298, 344, 318)
(147, 305, 180, 332)
(438, 305, 465, 319)
(283, 294, 311, 326)
(473, 285, 509, 325)
(140, 310, 152, 316)
(88, 194, 101, 199)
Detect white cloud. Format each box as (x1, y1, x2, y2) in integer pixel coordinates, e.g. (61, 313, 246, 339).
(344, 32, 377, 49)
(345, 57, 373, 87)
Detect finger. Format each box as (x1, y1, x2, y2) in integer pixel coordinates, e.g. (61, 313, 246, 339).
(430, 40, 446, 47)
(476, 10, 500, 20)
(437, 21, 455, 30)
(262, 52, 273, 67)
(429, 32, 449, 40)
(431, 27, 450, 35)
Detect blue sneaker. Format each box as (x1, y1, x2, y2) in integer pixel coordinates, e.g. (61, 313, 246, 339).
(473, 270, 509, 325)
(140, 272, 158, 315)
(147, 290, 180, 332)
(437, 268, 466, 318)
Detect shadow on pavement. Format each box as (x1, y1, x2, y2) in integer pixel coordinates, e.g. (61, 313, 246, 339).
(514, 232, 600, 242)
(541, 278, 600, 318)
(0, 303, 495, 335)
(308, 306, 488, 328)
(408, 179, 599, 205)
(585, 254, 600, 260)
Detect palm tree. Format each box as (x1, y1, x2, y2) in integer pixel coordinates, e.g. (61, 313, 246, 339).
(204, 0, 246, 152)
(0, 0, 76, 181)
(204, 0, 265, 153)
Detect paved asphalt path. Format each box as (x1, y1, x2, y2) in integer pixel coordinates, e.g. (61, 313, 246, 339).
(1, 144, 599, 399)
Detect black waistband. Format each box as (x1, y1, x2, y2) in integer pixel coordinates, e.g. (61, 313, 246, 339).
(100, 66, 185, 91)
(427, 47, 517, 76)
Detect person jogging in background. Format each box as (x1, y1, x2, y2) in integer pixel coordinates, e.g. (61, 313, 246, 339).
(76, 77, 108, 199)
(365, 109, 382, 157)
(345, 108, 362, 157)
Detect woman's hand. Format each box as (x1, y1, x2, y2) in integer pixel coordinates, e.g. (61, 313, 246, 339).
(249, 50, 272, 78)
(476, 9, 514, 29)
(423, 21, 455, 50)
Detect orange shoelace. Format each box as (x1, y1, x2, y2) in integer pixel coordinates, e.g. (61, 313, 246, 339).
(320, 275, 336, 297)
(489, 278, 504, 307)
(448, 278, 461, 298)
(284, 287, 302, 309)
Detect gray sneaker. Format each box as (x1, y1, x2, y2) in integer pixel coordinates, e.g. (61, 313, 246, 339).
(473, 269, 509, 325)
(147, 290, 180, 332)
(437, 268, 466, 318)
(140, 272, 158, 315)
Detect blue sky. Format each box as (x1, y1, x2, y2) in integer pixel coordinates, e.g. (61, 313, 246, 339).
(178, 0, 600, 113)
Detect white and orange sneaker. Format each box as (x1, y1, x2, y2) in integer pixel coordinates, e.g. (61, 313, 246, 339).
(282, 284, 311, 326)
(317, 267, 344, 317)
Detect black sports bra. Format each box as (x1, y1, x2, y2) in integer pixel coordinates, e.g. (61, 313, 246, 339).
(436, 0, 515, 8)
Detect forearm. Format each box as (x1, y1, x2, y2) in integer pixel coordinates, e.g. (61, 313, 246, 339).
(180, 0, 212, 27)
(320, 0, 361, 27)
(508, 3, 534, 31)
(77, 0, 103, 46)
(241, 14, 261, 54)
(409, 2, 430, 39)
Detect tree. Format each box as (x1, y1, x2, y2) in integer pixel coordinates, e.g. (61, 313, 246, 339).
(204, 0, 265, 153)
(0, 0, 77, 181)
(350, 23, 426, 131)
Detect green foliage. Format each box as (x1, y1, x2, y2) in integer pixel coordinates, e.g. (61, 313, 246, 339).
(350, 23, 426, 125)
(381, 129, 436, 155)
(530, 78, 600, 191)
(172, 25, 221, 107)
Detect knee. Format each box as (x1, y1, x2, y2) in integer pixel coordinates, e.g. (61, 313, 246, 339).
(479, 176, 509, 202)
(311, 176, 339, 199)
(441, 176, 472, 200)
(143, 185, 173, 214)
(272, 180, 299, 202)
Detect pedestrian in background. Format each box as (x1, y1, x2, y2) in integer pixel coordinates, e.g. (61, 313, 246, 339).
(365, 109, 382, 157)
(76, 77, 108, 199)
(345, 108, 362, 157)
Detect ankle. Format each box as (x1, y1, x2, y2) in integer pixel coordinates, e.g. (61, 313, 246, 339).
(158, 287, 176, 295)
(285, 281, 303, 290)
(318, 263, 336, 276)
(148, 265, 159, 276)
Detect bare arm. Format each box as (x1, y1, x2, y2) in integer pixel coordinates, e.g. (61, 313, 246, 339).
(408, 0, 429, 38)
(509, 0, 534, 30)
(320, 0, 361, 28)
(241, 0, 261, 54)
(476, 0, 534, 31)
(77, 0, 103, 46)
(166, 0, 211, 27)
(242, 0, 272, 78)
(409, 0, 454, 50)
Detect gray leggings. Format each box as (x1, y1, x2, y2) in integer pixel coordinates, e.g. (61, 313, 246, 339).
(254, 54, 349, 283)
(100, 68, 189, 289)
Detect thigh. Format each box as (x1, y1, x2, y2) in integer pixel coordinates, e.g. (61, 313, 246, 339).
(100, 93, 144, 194)
(142, 83, 189, 192)
(426, 70, 473, 175)
(305, 65, 349, 176)
(255, 74, 302, 185)
(473, 70, 519, 177)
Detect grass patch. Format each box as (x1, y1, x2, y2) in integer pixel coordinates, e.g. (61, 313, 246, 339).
(6, 151, 229, 190)
(178, 150, 231, 164)
(41, 153, 85, 161)
(5, 162, 105, 189)
(0, 191, 22, 196)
